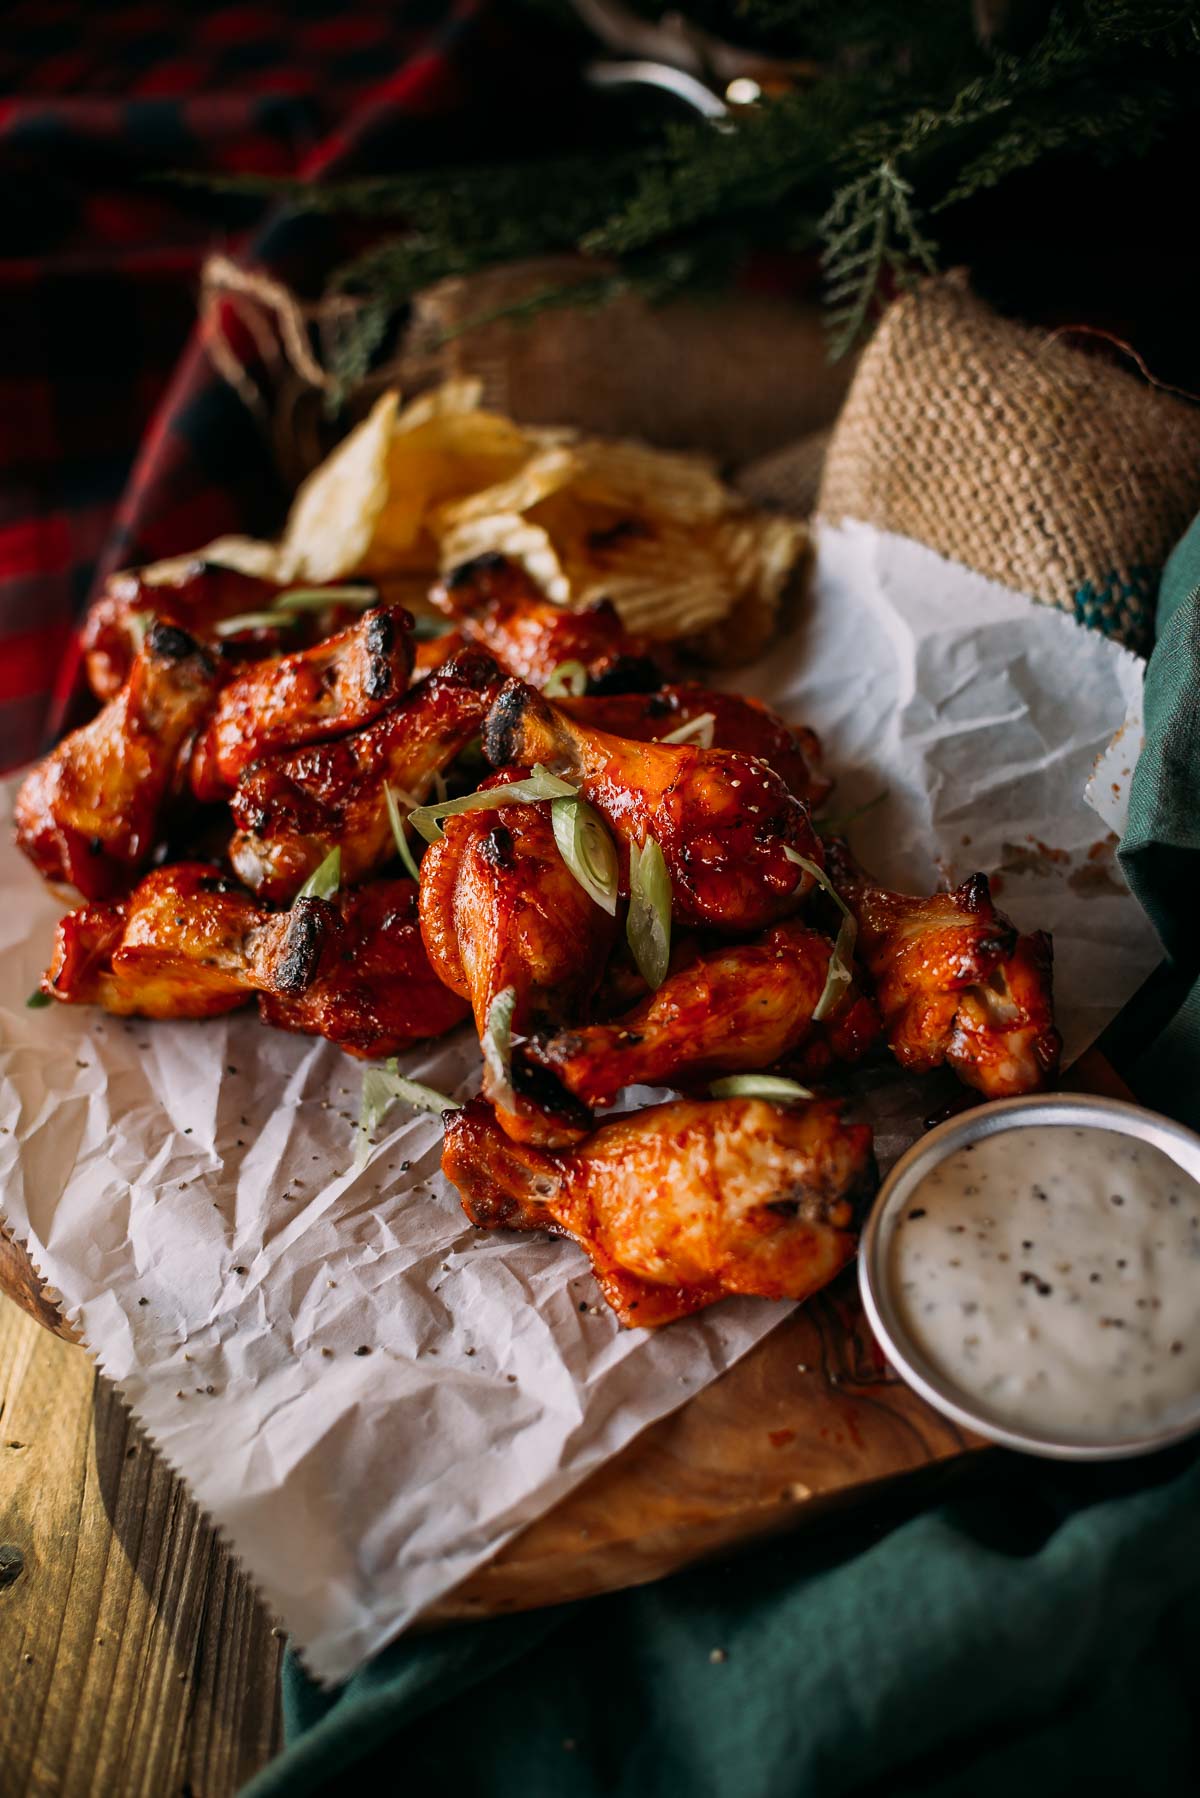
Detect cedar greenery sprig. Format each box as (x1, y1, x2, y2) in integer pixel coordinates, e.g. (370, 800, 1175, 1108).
(175, 0, 1200, 386)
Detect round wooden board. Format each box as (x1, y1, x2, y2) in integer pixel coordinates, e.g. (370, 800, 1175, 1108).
(0, 1049, 1132, 1621)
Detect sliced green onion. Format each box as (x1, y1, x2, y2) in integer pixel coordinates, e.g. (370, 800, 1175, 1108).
(543, 660, 588, 698)
(296, 846, 341, 902)
(627, 832, 671, 992)
(384, 782, 422, 881)
(783, 848, 856, 1022)
(482, 986, 517, 1110)
(814, 789, 889, 840)
(411, 614, 455, 641)
(213, 611, 300, 639)
(273, 584, 379, 613)
(551, 796, 618, 915)
(709, 1074, 814, 1101)
(406, 764, 577, 845)
(659, 711, 716, 748)
(358, 1060, 461, 1160)
(26, 990, 52, 1009)
(127, 610, 153, 650)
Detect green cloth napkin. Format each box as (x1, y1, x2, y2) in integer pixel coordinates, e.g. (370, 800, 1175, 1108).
(246, 1446, 1200, 1797)
(1120, 509, 1200, 1124)
(243, 517, 1200, 1798)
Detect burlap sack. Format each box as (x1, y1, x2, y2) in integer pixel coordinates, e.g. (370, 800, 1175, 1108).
(816, 271, 1200, 653)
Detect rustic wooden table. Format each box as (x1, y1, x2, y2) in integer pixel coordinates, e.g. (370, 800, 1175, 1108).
(0, 1296, 282, 1797)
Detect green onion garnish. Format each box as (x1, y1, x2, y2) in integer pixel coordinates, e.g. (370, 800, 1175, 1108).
(273, 584, 379, 613)
(213, 611, 300, 639)
(357, 1060, 461, 1160)
(543, 660, 589, 699)
(659, 711, 716, 748)
(708, 1074, 814, 1101)
(127, 611, 153, 650)
(296, 846, 341, 902)
(814, 789, 889, 840)
(783, 848, 856, 1021)
(551, 796, 618, 915)
(626, 832, 671, 991)
(482, 986, 518, 1110)
(406, 765, 577, 845)
(26, 990, 52, 1009)
(384, 782, 422, 882)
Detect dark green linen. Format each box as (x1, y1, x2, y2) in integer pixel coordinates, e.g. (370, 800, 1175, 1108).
(243, 519, 1200, 1798)
(245, 1446, 1200, 1797)
(1120, 510, 1200, 1124)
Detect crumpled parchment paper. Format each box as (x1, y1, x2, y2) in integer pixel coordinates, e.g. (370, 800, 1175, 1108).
(0, 518, 1160, 1684)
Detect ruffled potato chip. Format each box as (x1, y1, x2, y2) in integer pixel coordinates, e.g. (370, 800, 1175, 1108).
(127, 383, 806, 663)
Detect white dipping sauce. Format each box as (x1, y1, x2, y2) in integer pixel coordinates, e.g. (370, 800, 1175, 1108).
(890, 1124, 1200, 1443)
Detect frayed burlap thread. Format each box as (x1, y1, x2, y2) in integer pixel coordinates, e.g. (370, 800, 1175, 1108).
(817, 272, 1200, 654)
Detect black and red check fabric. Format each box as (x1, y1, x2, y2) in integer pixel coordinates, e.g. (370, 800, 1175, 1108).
(0, 0, 488, 770)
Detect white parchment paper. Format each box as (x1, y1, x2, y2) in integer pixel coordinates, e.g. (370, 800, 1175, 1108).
(0, 519, 1161, 1683)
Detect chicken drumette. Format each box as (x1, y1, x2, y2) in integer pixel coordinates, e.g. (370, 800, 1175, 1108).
(826, 844, 1061, 1098)
(15, 621, 220, 899)
(558, 686, 832, 809)
(483, 680, 824, 933)
(43, 862, 331, 1018)
(229, 648, 504, 901)
(428, 553, 667, 691)
(419, 776, 617, 1143)
(525, 919, 880, 1107)
(443, 1094, 874, 1326)
(261, 878, 469, 1058)
(189, 604, 415, 800)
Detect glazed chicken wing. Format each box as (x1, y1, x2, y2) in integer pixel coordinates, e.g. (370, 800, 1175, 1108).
(15, 621, 220, 899)
(418, 777, 616, 1143)
(428, 553, 667, 692)
(260, 878, 469, 1058)
(559, 686, 832, 809)
(443, 1095, 874, 1326)
(483, 680, 823, 932)
(81, 561, 371, 700)
(43, 863, 331, 1018)
(525, 919, 880, 1107)
(827, 844, 1061, 1097)
(229, 648, 503, 901)
(189, 604, 415, 800)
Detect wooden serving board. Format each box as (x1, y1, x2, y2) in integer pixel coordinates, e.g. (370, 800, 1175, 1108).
(0, 1049, 1130, 1625)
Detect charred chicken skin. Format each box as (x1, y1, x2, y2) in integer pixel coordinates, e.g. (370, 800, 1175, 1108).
(229, 648, 504, 902)
(443, 1095, 874, 1326)
(43, 862, 330, 1018)
(483, 680, 824, 933)
(15, 621, 221, 899)
(81, 561, 372, 701)
(526, 919, 880, 1107)
(558, 686, 832, 810)
(826, 844, 1061, 1097)
(418, 775, 616, 1144)
(189, 604, 415, 801)
(428, 553, 667, 692)
(260, 878, 469, 1058)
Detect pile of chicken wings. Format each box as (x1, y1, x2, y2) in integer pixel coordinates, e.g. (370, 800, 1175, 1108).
(17, 551, 1061, 1327)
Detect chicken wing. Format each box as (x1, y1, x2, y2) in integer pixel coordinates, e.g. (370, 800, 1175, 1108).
(443, 1094, 874, 1326)
(525, 919, 880, 1107)
(15, 621, 221, 899)
(43, 863, 331, 1018)
(189, 604, 415, 800)
(483, 680, 824, 932)
(229, 648, 504, 902)
(260, 878, 470, 1058)
(826, 844, 1061, 1097)
(418, 776, 616, 1143)
(82, 561, 367, 700)
(558, 686, 832, 809)
(429, 553, 667, 692)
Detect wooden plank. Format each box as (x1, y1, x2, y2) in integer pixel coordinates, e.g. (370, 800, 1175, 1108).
(0, 1295, 282, 1797)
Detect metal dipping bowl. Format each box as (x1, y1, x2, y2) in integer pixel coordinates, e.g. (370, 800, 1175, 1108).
(858, 1092, 1200, 1461)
